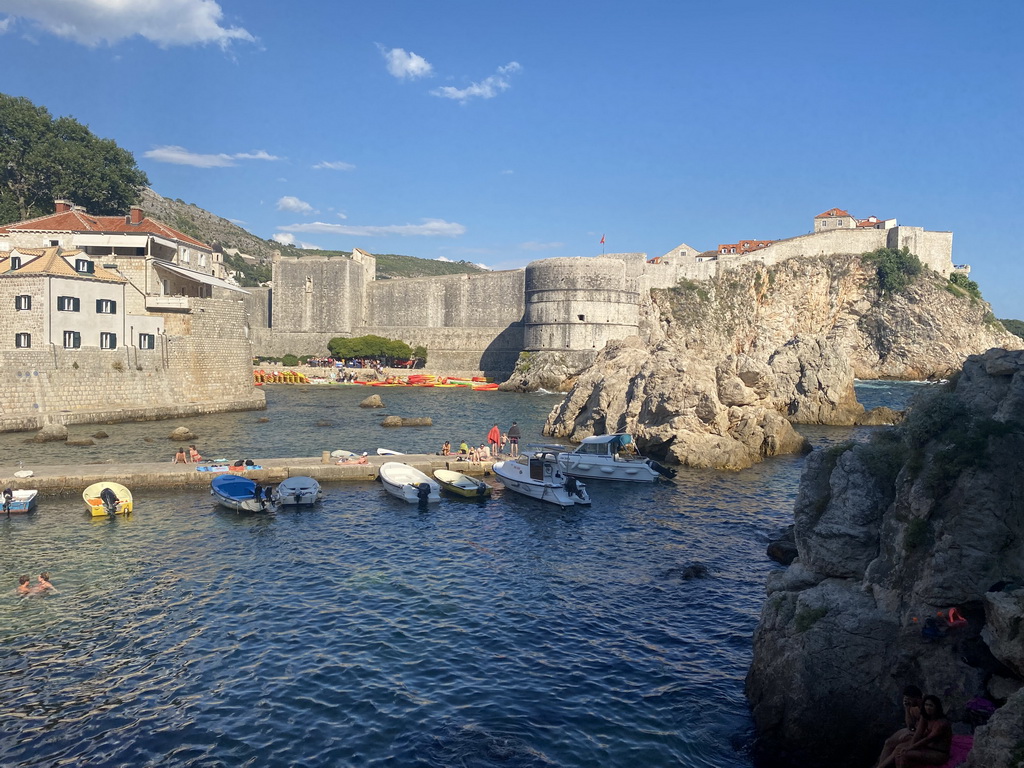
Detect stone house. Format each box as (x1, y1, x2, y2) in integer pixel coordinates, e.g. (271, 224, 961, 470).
(0, 201, 263, 431)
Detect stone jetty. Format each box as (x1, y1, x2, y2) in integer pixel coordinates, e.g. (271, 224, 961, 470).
(0, 454, 494, 497)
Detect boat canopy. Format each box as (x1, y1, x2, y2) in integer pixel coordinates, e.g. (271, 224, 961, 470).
(576, 434, 634, 455)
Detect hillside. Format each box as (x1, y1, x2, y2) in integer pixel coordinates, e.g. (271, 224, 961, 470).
(139, 188, 485, 281)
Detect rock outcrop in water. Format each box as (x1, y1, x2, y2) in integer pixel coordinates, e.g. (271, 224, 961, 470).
(746, 348, 1024, 768)
(541, 254, 1020, 470)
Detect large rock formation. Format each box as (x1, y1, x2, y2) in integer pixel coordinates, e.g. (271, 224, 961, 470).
(746, 348, 1024, 768)
(542, 255, 1020, 470)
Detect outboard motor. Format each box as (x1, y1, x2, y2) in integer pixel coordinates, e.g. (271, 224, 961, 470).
(564, 476, 586, 500)
(3, 488, 12, 515)
(649, 460, 677, 480)
(416, 482, 432, 501)
(99, 486, 119, 515)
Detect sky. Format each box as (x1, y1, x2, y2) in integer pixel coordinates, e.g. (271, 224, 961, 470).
(1, 0, 1022, 318)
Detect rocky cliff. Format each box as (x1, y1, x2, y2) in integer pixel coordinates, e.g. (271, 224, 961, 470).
(746, 348, 1024, 768)
(542, 254, 1021, 470)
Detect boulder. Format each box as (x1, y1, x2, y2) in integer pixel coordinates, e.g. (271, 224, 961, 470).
(169, 427, 195, 441)
(92, 430, 109, 439)
(32, 424, 68, 442)
(360, 394, 385, 408)
(381, 416, 432, 427)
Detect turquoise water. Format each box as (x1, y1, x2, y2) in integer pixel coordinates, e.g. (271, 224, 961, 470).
(0, 383, 918, 767)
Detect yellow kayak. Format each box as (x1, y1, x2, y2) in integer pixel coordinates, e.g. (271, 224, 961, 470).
(83, 481, 134, 516)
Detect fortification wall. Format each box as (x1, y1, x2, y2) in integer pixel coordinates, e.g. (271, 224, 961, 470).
(524, 257, 641, 353)
(0, 297, 263, 431)
(887, 227, 954, 276)
(272, 255, 366, 336)
(367, 270, 525, 328)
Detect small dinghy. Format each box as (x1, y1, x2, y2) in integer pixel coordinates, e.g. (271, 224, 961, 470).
(379, 462, 440, 503)
(211, 474, 273, 512)
(376, 448, 404, 456)
(83, 481, 133, 517)
(492, 451, 591, 508)
(3, 488, 38, 514)
(433, 469, 491, 498)
(273, 476, 322, 506)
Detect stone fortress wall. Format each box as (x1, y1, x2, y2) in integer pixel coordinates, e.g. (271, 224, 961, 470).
(0, 297, 263, 432)
(251, 214, 958, 377)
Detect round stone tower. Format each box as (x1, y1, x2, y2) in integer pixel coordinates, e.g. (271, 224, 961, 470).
(524, 256, 642, 366)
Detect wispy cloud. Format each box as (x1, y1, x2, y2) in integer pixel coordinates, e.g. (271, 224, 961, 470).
(276, 196, 314, 214)
(272, 232, 321, 249)
(0, 17, 11, 34)
(313, 161, 356, 171)
(520, 241, 564, 251)
(432, 61, 522, 103)
(280, 219, 466, 238)
(0, 0, 254, 48)
(143, 145, 281, 167)
(378, 44, 433, 79)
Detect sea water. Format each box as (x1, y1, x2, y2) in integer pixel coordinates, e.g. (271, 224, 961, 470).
(0, 382, 927, 767)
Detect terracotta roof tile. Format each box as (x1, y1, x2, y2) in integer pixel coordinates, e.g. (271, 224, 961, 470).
(0, 209, 211, 251)
(815, 207, 852, 218)
(6, 246, 126, 283)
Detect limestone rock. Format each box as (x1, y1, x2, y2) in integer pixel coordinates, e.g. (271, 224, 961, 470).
(169, 427, 195, 441)
(92, 430, 110, 439)
(855, 406, 903, 425)
(360, 394, 385, 408)
(381, 416, 433, 427)
(748, 349, 1024, 767)
(766, 526, 798, 566)
(499, 351, 581, 393)
(32, 424, 68, 442)
(964, 689, 1024, 768)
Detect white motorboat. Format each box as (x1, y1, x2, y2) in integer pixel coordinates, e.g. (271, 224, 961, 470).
(492, 451, 591, 508)
(273, 476, 322, 506)
(379, 462, 441, 503)
(556, 434, 676, 483)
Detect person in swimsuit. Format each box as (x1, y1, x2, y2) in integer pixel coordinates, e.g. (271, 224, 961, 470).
(881, 695, 951, 768)
(873, 686, 923, 768)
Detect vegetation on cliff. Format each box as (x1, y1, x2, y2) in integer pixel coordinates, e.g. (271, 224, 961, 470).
(0, 93, 148, 223)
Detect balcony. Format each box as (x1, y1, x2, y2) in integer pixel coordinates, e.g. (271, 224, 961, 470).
(145, 295, 191, 312)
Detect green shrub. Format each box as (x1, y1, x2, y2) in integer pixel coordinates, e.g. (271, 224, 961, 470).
(281, 354, 299, 367)
(949, 272, 981, 299)
(327, 334, 413, 360)
(999, 318, 1024, 339)
(862, 247, 922, 295)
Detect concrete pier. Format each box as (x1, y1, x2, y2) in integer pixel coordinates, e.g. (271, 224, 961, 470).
(0, 454, 496, 497)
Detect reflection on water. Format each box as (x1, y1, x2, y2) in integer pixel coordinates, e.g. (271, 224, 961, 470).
(0, 382, 919, 767)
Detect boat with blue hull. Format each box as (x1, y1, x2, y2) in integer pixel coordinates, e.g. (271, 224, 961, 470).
(3, 488, 38, 514)
(211, 474, 273, 512)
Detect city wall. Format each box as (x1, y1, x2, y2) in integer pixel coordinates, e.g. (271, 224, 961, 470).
(0, 297, 264, 432)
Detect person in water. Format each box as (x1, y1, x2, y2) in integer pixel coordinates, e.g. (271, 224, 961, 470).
(873, 686, 923, 768)
(16, 575, 31, 595)
(34, 572, 57, 594)
(879, 694, 951, 768)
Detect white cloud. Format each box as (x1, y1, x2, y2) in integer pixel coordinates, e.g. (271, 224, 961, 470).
(431, 61, 522, 103)
(0, 17, 11, 34)
(272, 232, 320, 249)
(143, 145, 235, 167)
(276, 196, 314, 214)
(143, 145, 280, 167)
(435, 256, 452, 262)
(234, 150, 280, 161)
(378, 45, 433, 79)
(313, 161, 356, 171)
(0, 0, 254, 48)
(280, 218, 466, 238)
(520, 241, 564, 251)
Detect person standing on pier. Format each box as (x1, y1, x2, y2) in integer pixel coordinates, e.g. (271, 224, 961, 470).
(507, 421, 521, 457)
(487, 424, 501, 456)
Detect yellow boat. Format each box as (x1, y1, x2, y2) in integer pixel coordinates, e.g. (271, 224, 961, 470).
(83, 481, 134, 516)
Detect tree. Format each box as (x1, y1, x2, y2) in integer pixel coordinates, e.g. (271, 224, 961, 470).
(862, 247, 922, 295)
(0, 93, 149, 224)
(327, 335, 413, 360)
(948, 272, 982, 299)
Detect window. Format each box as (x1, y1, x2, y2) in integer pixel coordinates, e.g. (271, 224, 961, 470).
(63, 330, 81, 349)
(199, 253, 207, 267)
(15, 333, 31, 348)
(100, 332, 117, 350)
(57, 296, 81, 312)
(181, 250, 190, 263)
(14, 295, 32, 311)
(49, 240, 60, 247)
(96, 298, 117, 314)
(10, 256, 21, 269)
(75, 258, 95, 273)
(138, 333, 155, 350)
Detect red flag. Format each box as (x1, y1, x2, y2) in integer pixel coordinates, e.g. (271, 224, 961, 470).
(600, 234, 605, 244)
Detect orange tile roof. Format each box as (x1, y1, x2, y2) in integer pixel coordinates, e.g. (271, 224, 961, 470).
(0, 209, 211, 251)
(5, 246, 126, 283)
(815, 207, 852, 218)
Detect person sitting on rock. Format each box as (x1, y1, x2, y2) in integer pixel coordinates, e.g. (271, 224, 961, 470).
(879, 694, 951, 768)
(873, 685, 923, 768)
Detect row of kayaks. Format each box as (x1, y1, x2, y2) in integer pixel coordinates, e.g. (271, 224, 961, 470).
(362, 375, 498, 390)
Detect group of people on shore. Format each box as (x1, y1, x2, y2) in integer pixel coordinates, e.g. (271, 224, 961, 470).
(172, 445, 203, 464)
(874, 686, 953, 768)
(14, 572, 56, 597)
(440, 422, 522, 461)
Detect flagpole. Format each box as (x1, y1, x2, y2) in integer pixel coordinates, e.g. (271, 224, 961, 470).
(600, 234, 606, 255)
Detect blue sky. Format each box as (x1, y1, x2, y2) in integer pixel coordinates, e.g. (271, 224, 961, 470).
(2, 0, 1022, 318)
